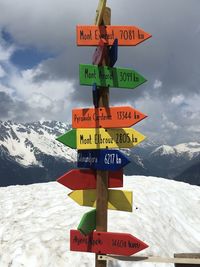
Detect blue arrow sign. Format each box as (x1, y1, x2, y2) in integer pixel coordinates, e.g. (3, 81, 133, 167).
(77, 149, 130, 171)
(109, 39, 118, 67)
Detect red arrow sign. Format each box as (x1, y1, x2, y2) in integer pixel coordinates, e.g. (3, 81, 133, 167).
(57, 169, 123, 190)
(72, 106, 147, 128)
(70, 230, 148, 256)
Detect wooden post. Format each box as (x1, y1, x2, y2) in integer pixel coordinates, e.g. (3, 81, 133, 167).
(95, 0, 107, 26)
(95, 1, 110, 266)
(174, 253, 200, 267)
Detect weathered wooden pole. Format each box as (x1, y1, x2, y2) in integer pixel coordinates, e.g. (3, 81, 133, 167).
(94, 1, 110, 266)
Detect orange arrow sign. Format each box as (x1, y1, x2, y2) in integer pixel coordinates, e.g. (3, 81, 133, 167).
(77, 25, 152, 46)
(72, 106, 147, 128)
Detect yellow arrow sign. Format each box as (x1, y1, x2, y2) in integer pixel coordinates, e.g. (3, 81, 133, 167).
(68, 189, 132, 212)
(76, 128, 146, 150)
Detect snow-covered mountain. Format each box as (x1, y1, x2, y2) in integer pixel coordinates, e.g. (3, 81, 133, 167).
(0, 120, 76, 165)
(0, 120, 77, 186)
(151, 143, 200, 160)
(0, 120, 200, 187)
(0, 176, 199, 267)
(147, 143, 200, 184)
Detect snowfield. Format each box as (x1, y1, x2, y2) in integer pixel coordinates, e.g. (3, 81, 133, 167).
(0, 175, 200, 267)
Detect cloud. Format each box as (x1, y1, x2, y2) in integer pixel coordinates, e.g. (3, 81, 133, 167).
(153, 79, 162, 89)
(0, 65, 6, 78)
(171, 94, 185, 105)
(0, 0, 200, 145)
(0, 34, 76, 122)
(0, 0, 98, 52)
(2, 65, 76, 122)
(161, 114, 179, 130)
(0, 91, 29, 121)
(0, 33, 15, 61)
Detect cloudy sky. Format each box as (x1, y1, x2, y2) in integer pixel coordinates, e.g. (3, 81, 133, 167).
(0, 0, 200, 145)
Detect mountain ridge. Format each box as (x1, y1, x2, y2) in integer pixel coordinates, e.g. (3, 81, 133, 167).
(0, 120, 199, 186)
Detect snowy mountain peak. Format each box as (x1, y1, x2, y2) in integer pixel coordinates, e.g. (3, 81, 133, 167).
(174, 142, 200, 154)
(152, 145, 175, 156)
(151, 142, 200, 160)
(0, 120, 76, 167)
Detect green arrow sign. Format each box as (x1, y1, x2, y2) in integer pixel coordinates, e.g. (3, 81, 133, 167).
(78, 209, 96, 235)
(79, 64, 147, 89)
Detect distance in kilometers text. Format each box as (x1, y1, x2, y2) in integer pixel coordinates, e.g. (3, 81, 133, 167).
(77, 153, 122, 165)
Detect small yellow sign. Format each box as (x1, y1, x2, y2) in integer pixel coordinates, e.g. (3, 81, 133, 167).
(68, 189, 133, 212)
(76, 128, 146, 150)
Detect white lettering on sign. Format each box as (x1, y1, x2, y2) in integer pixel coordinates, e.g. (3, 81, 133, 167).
(77, 153, 98, 164)
(104, 154, 122, 165)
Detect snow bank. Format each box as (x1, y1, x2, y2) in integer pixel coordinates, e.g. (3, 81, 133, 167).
(0, 176, 199, 267)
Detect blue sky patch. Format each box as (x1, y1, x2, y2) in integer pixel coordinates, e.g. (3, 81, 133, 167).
(11, 47, 53, 70)
(1, 29, 13, 44)
(1, 29, 53, 70)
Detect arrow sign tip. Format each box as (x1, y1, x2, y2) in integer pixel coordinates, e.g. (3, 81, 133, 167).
(56, 129, 77, 149)
(77, 209, 96, 235)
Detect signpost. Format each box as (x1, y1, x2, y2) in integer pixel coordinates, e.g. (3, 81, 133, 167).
(77, 149, 130, 170)
(94, 5, 111, 266)
(79, 64, 147, 89)
(68, 189, 133, 212)
(77, 25, 152, 46)
(57, 169, 123, 189)
(56, 1, 151, 266)
(70, 230, 149, 256)
(56, 128, 146, 150)
(72, 106, 147, 128)
(94, 0, 107, 25)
